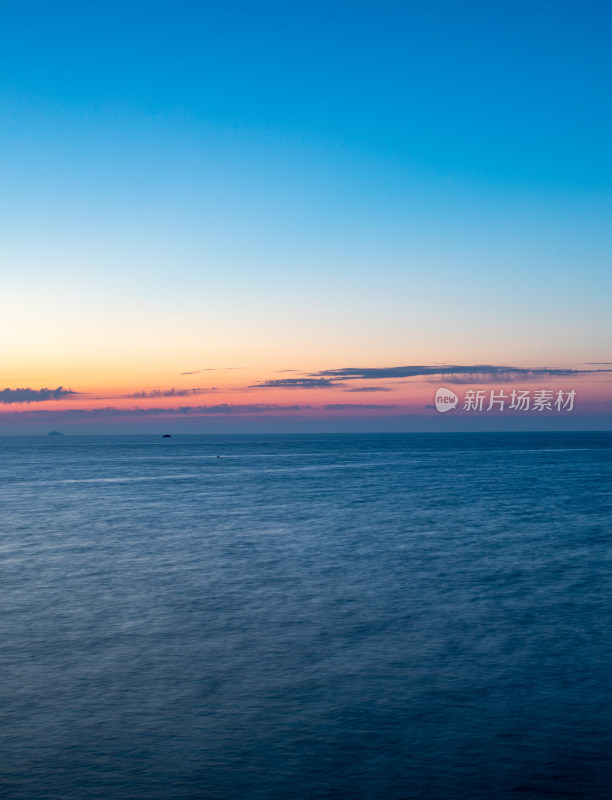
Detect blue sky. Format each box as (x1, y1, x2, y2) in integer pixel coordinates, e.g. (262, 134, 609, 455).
(3, 0, 610, 186)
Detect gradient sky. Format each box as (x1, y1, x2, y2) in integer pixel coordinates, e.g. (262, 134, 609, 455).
(2, 0, 611, 432)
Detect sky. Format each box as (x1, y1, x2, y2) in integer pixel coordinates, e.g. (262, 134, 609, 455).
(1, 0, 611, 433)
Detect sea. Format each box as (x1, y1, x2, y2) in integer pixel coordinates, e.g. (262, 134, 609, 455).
(1, 432, 611, 800)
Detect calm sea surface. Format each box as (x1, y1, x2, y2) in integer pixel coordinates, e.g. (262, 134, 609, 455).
(1, 432, 611, 799)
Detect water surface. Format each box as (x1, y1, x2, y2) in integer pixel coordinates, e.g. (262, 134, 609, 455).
(1, 432, 611, 799)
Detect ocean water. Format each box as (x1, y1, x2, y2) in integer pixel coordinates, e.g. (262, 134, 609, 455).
(1, 431, 611, 800)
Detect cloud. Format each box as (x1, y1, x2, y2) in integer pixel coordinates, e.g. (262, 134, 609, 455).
(0, 401, 406, 423)
(124, 387, 217, 398)
(173, 404, 308, 415)
(0, 403, 312, 420)
(344, 386, 392, 393)
(0, 387, 78, 404)
(424, 372, 557, 385)
(323, 403, 400, 411)
(314, 364, 612, 382)
(180, 367, 243, 375)
(250, 378, 338, 389)
(429, 368, 612, 384)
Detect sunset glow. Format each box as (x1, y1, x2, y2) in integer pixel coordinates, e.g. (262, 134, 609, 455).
(2, 2, 610, 432)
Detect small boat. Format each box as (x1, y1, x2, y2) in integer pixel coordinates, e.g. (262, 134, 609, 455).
(162, 434, 172, 438)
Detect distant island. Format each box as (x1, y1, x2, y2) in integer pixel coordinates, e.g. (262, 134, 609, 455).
(47, 431, 65, 436)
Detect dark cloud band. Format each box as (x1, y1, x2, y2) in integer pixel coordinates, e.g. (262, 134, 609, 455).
(250, 378, 338, 389)
(314, 365, 612, 381)
(124, 387, 217, 398)
(0, 387, 77, 404)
